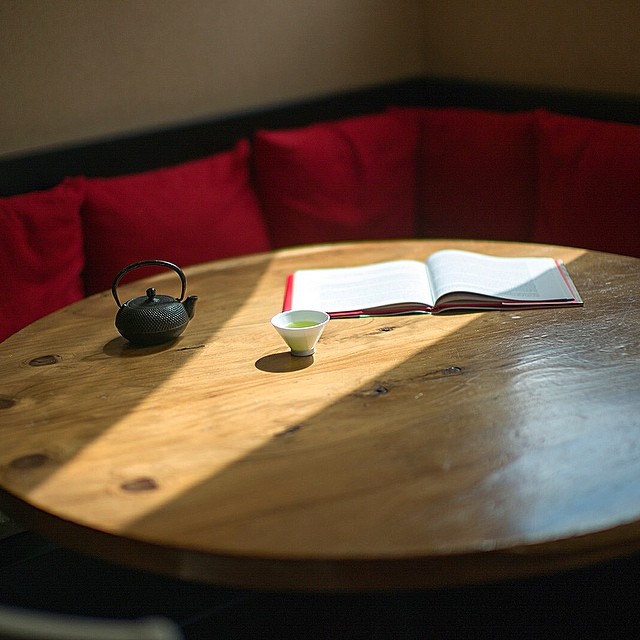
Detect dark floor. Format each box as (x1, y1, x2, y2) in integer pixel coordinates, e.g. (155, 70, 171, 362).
(1, 518, 640, 639)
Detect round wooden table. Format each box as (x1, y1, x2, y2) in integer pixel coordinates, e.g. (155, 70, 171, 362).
(1, 240, 639, 590)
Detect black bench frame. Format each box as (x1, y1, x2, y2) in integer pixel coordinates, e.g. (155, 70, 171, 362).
(2, 76, 639, 197)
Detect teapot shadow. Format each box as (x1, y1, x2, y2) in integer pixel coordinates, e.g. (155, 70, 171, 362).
(103, 336, 180, 358)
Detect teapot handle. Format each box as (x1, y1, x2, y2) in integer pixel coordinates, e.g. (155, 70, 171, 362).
(111, 260, 187, 307)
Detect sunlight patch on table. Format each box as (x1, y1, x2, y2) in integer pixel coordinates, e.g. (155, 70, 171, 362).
(26, 311, 479, 531)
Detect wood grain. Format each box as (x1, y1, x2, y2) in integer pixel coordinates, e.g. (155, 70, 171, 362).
(1, 240, 639, 589)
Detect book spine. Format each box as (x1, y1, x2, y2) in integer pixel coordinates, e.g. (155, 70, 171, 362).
(555, 259, 583, 304)
(282, 274, 295, 311)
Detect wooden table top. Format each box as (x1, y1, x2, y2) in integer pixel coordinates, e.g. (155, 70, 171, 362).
(1, 240, 639, 590)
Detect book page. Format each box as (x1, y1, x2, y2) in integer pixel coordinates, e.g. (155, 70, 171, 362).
(426, 250, 575, 302)
(289, 260, 434, 313)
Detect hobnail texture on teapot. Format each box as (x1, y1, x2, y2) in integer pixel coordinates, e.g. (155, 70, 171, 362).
(111, 260, 198, 346)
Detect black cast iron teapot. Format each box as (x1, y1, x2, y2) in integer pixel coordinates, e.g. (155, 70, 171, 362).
(112, 260, 198, 346)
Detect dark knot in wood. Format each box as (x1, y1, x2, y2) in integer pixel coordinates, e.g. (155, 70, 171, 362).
(121, 477, 159, 492)
(29, 355, 62, 367)
(0, 395, 16, 410)
(10, 453, 50, 469)
(358, 385, 390, 397)
(441, 366, 463, 376)
(275, 424, 303, 437)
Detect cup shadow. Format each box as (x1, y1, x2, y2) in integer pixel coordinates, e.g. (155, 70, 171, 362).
(255, 353, 315, 373)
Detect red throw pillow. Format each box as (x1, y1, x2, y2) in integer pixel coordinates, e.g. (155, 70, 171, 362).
(0, 178, 86, 342)
(534, 110, 640, 257)
(253, 110, 419, 248)
(413, 108, 537, 241)
(81, 139, 271, 295)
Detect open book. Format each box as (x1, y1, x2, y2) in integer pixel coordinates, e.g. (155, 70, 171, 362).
(283, 249, 583, 317)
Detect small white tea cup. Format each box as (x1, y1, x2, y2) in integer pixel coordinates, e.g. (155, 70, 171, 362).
(271, 310, 330, 356)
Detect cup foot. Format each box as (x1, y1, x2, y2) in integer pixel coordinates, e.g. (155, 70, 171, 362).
(291, 348, 314, 357)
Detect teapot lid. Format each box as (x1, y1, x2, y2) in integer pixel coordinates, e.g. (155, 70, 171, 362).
(125, 287, 177, 309)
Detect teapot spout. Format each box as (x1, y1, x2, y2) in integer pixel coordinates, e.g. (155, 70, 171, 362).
(183, 295, 198, 320)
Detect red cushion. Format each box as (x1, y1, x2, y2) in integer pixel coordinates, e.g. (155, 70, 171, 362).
(253, 110, 419, 248)
(413, 108, 537, 241)
(534, 110, 640, 257)
(81, 140, 271, 295)
(0, 178, 86, 342)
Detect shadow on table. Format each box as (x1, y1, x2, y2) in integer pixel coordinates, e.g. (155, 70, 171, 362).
(3, 250, 640, 597)
(114, 250, 640, 584)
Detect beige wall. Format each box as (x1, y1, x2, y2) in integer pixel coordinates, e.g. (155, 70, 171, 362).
(1, 1, 639, 158)
(422, 1, 640, 96)
(0, 0, 426, 157)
